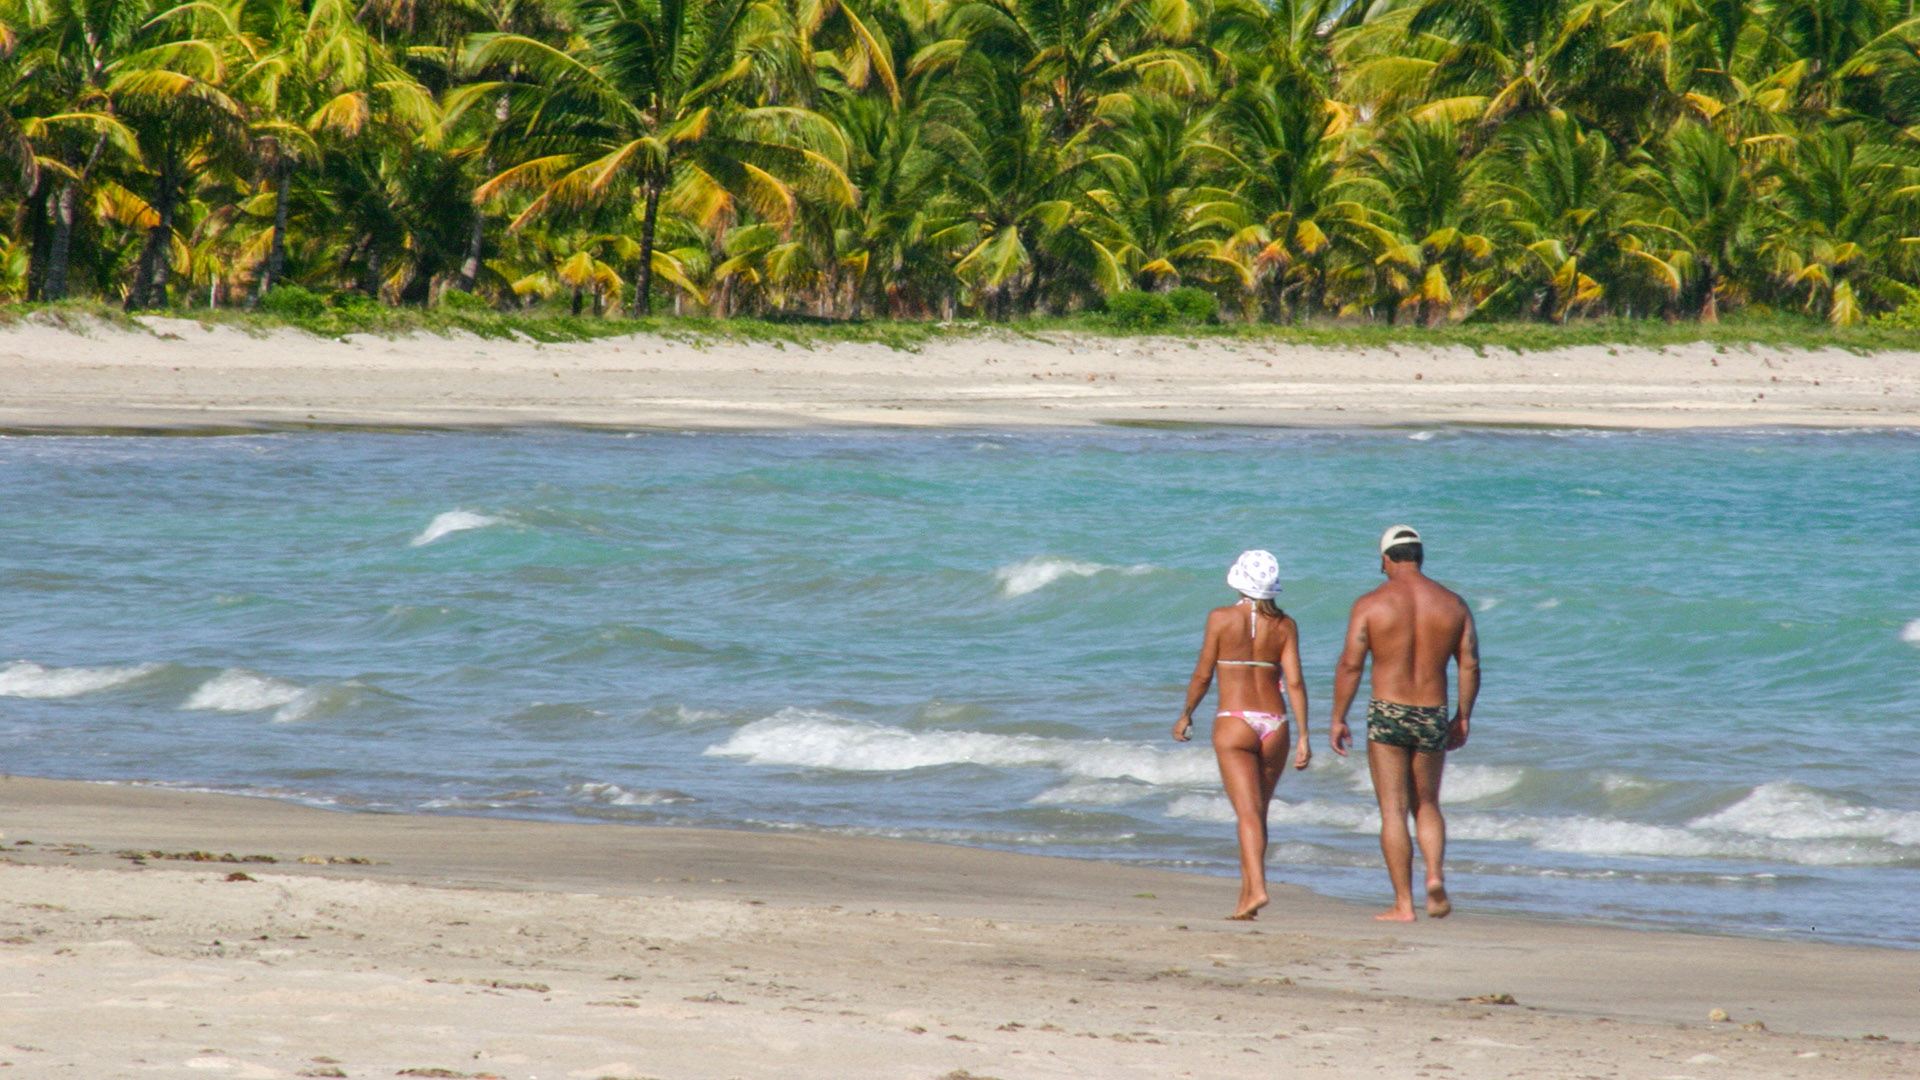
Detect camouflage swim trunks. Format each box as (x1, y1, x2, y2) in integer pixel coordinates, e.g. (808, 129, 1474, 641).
(1366, 699, 1451, 753)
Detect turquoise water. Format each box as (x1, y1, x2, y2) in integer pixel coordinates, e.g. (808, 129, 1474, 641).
(3, 427, 1917, 946)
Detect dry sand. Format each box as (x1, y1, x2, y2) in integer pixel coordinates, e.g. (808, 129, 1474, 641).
(1, 776, 1914, 1079)
(3, 315, 1919, 430)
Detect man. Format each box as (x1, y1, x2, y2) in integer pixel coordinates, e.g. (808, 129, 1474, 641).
(1328, 525, 1480, 921)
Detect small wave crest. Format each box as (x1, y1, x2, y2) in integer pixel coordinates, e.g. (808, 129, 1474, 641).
(1344, 762, 1522, 803)
(410, 510, 505, 547)
(1689, 781, 1920, 847)
(573, 782, 696, 806)
(1902, 618, 1920, 645)
(1171, 779, 1920, 866)
(0, 660, 161, 699)
(182, 669, 326, 723)
(993, 556, 1153, 598)
(705, 708, 1215, 785)
(1029, 779, 1157, 807)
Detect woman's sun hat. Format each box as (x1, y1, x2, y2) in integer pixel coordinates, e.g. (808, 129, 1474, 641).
(1226, 549, 1282, 599)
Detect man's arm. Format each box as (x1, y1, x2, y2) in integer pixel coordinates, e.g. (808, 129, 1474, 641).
(1328, 603, 1369, 756)
(1448, 607, 1479, 751)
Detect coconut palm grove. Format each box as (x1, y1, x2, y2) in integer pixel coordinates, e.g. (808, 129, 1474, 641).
(4, 0, 1920, 326)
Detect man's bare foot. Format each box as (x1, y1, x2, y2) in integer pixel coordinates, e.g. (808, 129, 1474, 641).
(1426, 882, 1452, 918)
(1230, 893, 1268, 920)
(1374, 906, 1416, 922)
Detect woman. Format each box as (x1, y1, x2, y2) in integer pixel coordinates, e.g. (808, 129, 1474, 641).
(1174, 549, 1311, 920)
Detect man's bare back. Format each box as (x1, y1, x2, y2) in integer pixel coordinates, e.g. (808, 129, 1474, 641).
(1329, 526, 1480, 921)
(1351, 570, 1474, 711)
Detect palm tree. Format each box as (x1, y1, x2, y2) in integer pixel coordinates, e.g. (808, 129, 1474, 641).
(1079, 93, 1227, 294)
(234, 0, 436, 301)
(9, 0, 146, 301)
(1200, 72, 1382, 319)
(112, 1, 249, 308)
(461, 0, 852, 315)
(1630, 119, 1756, 320)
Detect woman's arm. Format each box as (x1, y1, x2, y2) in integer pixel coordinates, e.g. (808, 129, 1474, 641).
(1280, 619, 1311, 769)
(1174, 613, 1220, 742)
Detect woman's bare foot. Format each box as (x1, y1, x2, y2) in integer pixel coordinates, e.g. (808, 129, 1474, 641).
(1229, 891, 1269, 920)
(1374, 904, 1416, 922)
(1426, 882, 1452, 918)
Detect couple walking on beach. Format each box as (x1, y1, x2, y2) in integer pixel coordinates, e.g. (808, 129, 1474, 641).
(1173, 526, 1481, 922)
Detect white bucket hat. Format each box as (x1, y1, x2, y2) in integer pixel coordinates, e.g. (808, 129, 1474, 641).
(1380, 524, 1422, 554)
(1226, 549, 1281, 599)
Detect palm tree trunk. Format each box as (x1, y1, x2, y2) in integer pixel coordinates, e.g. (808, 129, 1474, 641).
(44, 133, 111, 303)
(126, 159, 178, 311)
(253, 159, 293, 305)
(21, 180, 48, 302)
(456, 94, 510, 295)
(633, 180, 662, 317)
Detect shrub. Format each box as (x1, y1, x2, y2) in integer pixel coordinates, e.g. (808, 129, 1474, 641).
(1167, 286, 1218, 324)
(1872, 300, 1920, 330)
(258, 284, 326, 320)
(439, 288, 492, 313)
(1107, 289, 1173, 329)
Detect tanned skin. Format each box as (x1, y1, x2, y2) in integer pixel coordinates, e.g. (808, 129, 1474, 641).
(1328, 552, 1480, 921)
(1175, 600, 1311, 920)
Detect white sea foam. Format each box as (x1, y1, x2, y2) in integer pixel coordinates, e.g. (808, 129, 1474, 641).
(1341, 761, 1520, 803)
(182, 670, 320, 722)
(1029, 780, 1155, 807)
(1407, 430, 1438, 442)
(1689, 781, 1920, 847)
(1599, 772, 1658, 794)
(1442, 764, 1526, 802)
(1166, 795, 1378, 831)
(0, 660, 161, 699)
(706, 709, 1215, 785)
(1475, 597, 1501, 613)
(1534, 597, 1561, 610)
(410, 510, 505, 547)
(574, 782, 695, 806)
(1901, 618, 1920, 645)
(993, 556, 1153, 598)
(1168, 778, 1919, 866)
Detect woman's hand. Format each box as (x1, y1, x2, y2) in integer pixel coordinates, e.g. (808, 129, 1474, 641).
(1172, 714, 1193, 742)
(1292, 737, 1312, 770)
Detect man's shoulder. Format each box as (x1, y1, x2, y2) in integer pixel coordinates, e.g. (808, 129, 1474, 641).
(1350, 582, 1399, 616)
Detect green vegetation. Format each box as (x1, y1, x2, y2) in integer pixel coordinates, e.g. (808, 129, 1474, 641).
(7, 0, 1920, 337)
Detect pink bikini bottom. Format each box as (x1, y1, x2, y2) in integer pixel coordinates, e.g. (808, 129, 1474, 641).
(1217, 710, 1286, 741)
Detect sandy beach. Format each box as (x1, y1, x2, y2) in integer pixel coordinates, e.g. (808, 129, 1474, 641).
(0, 777, 1913, 1079)
(4, 316, 1920, 430)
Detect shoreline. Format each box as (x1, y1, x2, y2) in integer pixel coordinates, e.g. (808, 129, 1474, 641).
(2, 775, 1916, 1079)
(5, 317, 1920, 431)
(23, 774, 1908, 954)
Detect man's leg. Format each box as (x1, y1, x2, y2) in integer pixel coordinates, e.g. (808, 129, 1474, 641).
(1410, 748, 1450, 917)
(1366, 740, 1417, 921)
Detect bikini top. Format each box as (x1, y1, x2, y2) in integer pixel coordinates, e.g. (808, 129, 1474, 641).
(1217, 600, 1277, 669)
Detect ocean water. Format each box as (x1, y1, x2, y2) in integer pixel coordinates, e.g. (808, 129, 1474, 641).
(3, 427, 1917, 947)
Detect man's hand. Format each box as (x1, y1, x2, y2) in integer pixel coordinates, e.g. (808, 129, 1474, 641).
(1447, 712, 1469, 752)
(1328, 718, 1351, 756)
(1172, 715, 1193, 742)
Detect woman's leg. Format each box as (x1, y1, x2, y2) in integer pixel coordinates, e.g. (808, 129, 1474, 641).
(1214, 720, 1285, 918)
